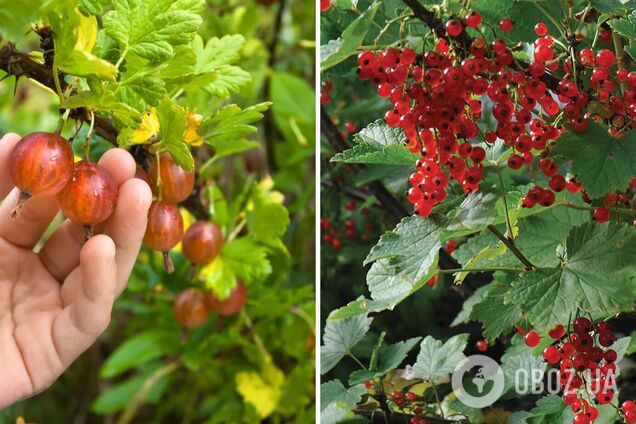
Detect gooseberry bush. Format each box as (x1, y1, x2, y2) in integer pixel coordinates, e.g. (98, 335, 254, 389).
(0, 0, 315, 422)
(321, 0, 636, 422)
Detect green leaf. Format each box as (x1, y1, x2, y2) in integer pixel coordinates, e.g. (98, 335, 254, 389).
(627, 331, 636, 355)
(78, 0, 109, 15)
(182, 34, 250, 98)
(45, 1, 117, 80)
(100, 330, 178, 378)
(62, 89, 140, 129)
(413, 334, 468, 381)
(500, 336, 546, 396)
(199, 103, 270, 157)
(92, 366, 172, 414)
(214, 238, 271, 293)
(321, 0, 381, 71)
(0, 0, 41, 40)
(119, 72, 166, 108)
(553, 122, 636, 197)
(332, 119, 416, 166)
(609, 10, 636, 38)
(471, 280, 526, 341)
(529, 395, 568, 421)
(364, 216, 442, 311)
(348, 369, 384, 385)
(192, 34, 245, 73)
(247, 185, 290, 243)
(321, 311, 372, 374)
(376, 337, 422, 372)
(320, 380, 366, 424)
(270, 72, 315, 145)
(155, 97, 193, 171)
(505, 222, 636, 330)
(447, 192, 499, 231)
(451, 285, 490, 327)
(103, 0, 203, 63)
(453, 206, 588, 269)
(187, 65, 251, 98)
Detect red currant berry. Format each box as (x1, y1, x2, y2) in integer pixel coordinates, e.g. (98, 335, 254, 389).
(524, 331, 541, 347)
(596, 49, 615, 68)
(534, 22, 548, 36)
(499, 18, 513, 32)
(573, 413, 590, 424)
(445, 19, 463, 36)
(543, 346, 560, 364)
(465, 11, 482, 28)
(476, 340, 488, 352)
(320, 0, 330, 12)
(548, 324, 565, 339)
(593, 207, 611, 223)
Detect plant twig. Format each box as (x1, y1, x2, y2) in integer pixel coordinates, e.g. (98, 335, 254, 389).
(487, 225, 536, 270)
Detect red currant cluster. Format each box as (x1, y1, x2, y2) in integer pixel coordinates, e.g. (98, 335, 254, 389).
(521, 319, 635, 423)
(387, 390, 428, 419)
(354, 11, 636, 221)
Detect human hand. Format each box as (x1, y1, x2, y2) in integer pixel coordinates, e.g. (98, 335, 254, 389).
(0, 133, 152, 409)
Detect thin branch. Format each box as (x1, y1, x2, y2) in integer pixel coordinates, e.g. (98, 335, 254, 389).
(0, 42, 210, 220)
(400, 0, 561, 91)
(487, 225, 536, 270)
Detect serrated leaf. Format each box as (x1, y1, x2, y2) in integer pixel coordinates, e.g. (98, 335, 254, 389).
(332, 143, 417, 166)
(609, 10, 636, 38)
(45, 2, 117, 80)
(62, 89, 140, 129)
(187, 65, 251, 98)
(500, 336, 546, 396)
(155, 97, 193, 171)
(453, 206, 588, 270)
(103, 0, 203, 63)
(321, 311, 372, 374)
(199, 103, 270, 157)
(448, 192, 499, 231)
(321, 1, 381, 70)
(413, 334, 468, 381)
(553, 122, 636, 197)
(377, 337, 422, 372)
(471, 280, 526, 341)
(451, 285, 490, 327)
(505, 222, 636, 330)
(247, 183, 290, 243)
(320, 380, 366, 424)
(364, 217, 442, 311)
(192, 34, 245, 72)
(332, 119, 416, 165)
(78, 0, 110, 16)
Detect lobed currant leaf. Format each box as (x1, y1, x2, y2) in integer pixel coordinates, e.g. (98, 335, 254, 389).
(413, 333, 469, 381)
(320, 312, 372, 374)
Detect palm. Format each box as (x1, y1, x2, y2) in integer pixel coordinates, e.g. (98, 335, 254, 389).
(0, 133, 151, 409)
